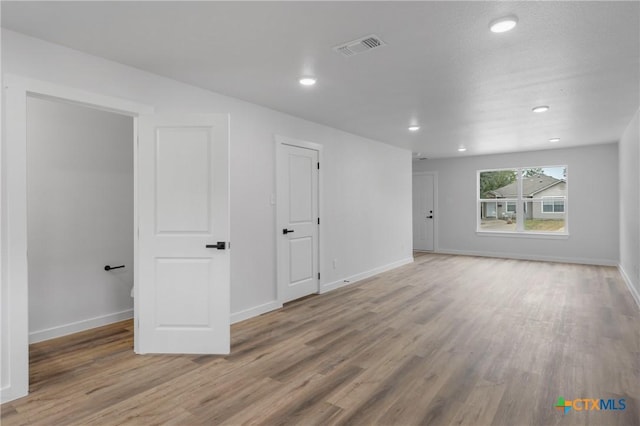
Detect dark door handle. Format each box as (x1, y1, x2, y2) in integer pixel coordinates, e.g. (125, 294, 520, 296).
(104, 265, 125, 271)
(426, 216, 433, 219)
(206, 242, 226, 250)
(283, 229, 294, 235)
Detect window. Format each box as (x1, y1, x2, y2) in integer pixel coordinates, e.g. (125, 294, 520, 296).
(478, 166, 567, 234)
(542, 197, 565, 213)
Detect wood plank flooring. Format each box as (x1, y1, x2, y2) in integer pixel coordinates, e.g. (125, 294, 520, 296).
(2, 253, 639, 425)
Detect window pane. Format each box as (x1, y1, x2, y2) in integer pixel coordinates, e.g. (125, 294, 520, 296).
(479, 201, 519, 232)
(479, 170, 517, 199)
(523, 166, 566, 233)
(522, 167, 566, 198)
(525, 200, 566, 232)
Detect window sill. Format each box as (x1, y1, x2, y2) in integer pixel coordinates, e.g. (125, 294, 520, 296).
(476, 231, 569, 240)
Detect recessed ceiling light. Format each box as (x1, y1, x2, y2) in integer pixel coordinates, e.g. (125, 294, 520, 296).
(408, 125, 420, 132)
(532, 105, 550, 113)
(489, 15, 518, 33)
(299, 77, 317, 86)
(549, 138, 560, 143)
(458, 147, 467, 152)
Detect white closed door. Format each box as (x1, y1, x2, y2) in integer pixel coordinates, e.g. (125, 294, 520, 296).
(277, 144, 319, 303)
(138, 114, 229, 354)
(413, 173, 435, 251)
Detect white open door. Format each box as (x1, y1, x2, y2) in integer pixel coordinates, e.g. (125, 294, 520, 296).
(137, 114, 229, 354)
(276, 142, 319, 303)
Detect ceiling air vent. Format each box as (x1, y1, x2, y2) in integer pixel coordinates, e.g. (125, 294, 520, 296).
(333, 34, 386, 57)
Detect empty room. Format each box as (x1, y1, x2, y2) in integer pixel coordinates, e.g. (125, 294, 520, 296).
(1, 2, 639, 425)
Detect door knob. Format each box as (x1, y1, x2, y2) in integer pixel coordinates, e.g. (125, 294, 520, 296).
(283, 229, 294, 235)
(206, 242, 226, 250)
(426, 215, 433, 219)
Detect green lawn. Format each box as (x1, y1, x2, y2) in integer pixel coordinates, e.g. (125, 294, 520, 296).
(524, 219, 565, 231)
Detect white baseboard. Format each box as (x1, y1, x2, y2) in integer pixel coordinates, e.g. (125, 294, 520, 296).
(436, 248, 618, 267)
(618, 264, 640, 311)
(321, 257, 414, 294)
(29, 309, 134, 344)
(230, 257, 413, 324)
(231, 300, 283, 324)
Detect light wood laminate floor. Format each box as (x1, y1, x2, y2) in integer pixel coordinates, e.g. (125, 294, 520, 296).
(2, 253, 639, 425)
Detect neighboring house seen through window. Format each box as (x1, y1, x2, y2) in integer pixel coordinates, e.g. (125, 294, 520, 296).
(478, 166, 567, 234)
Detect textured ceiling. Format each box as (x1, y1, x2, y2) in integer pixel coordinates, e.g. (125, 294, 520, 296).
(2, 1, 639, 158)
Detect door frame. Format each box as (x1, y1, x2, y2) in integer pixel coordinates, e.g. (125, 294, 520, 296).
(1, 74, 153, 403)
(412, 171, 438, 252)
(274, 134, 323, 303)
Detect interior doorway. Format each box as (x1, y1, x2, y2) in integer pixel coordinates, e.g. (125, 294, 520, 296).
(26, 96, 135, 346)
(1, 76, 152, 403)
(3, 76, 231, 404)
(412, 172, 437, 251)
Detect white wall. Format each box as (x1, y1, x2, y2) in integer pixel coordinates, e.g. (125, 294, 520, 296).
(413, 144, 619, 265)
(2, 31, 411, 329)
(1, 25, 7, 392)
(26, 97, 134, 342)
(619, 109, 640, 306)
(321, 137, 412, 290)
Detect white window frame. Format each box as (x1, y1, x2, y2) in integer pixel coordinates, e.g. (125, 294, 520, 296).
(477, 166, 568, 238)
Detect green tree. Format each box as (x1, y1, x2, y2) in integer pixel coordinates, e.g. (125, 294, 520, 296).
(479, 170, 517, 198)
(523, 167, 543, 177)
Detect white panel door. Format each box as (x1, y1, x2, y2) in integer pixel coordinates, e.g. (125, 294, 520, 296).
(412, 174, 435, 251)
(277, 144, 319, 303)
(138, 114, 229, 354)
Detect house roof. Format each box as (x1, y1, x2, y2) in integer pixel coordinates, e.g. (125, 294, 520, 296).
(489, 174, 564, 198)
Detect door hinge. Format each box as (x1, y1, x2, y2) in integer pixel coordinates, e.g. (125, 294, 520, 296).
(317, 162, 320, 170)
(317, 217, 320, 225)
(318, 272, 320, 280)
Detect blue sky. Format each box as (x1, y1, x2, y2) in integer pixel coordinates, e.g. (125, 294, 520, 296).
(542, 166, 566, 179)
